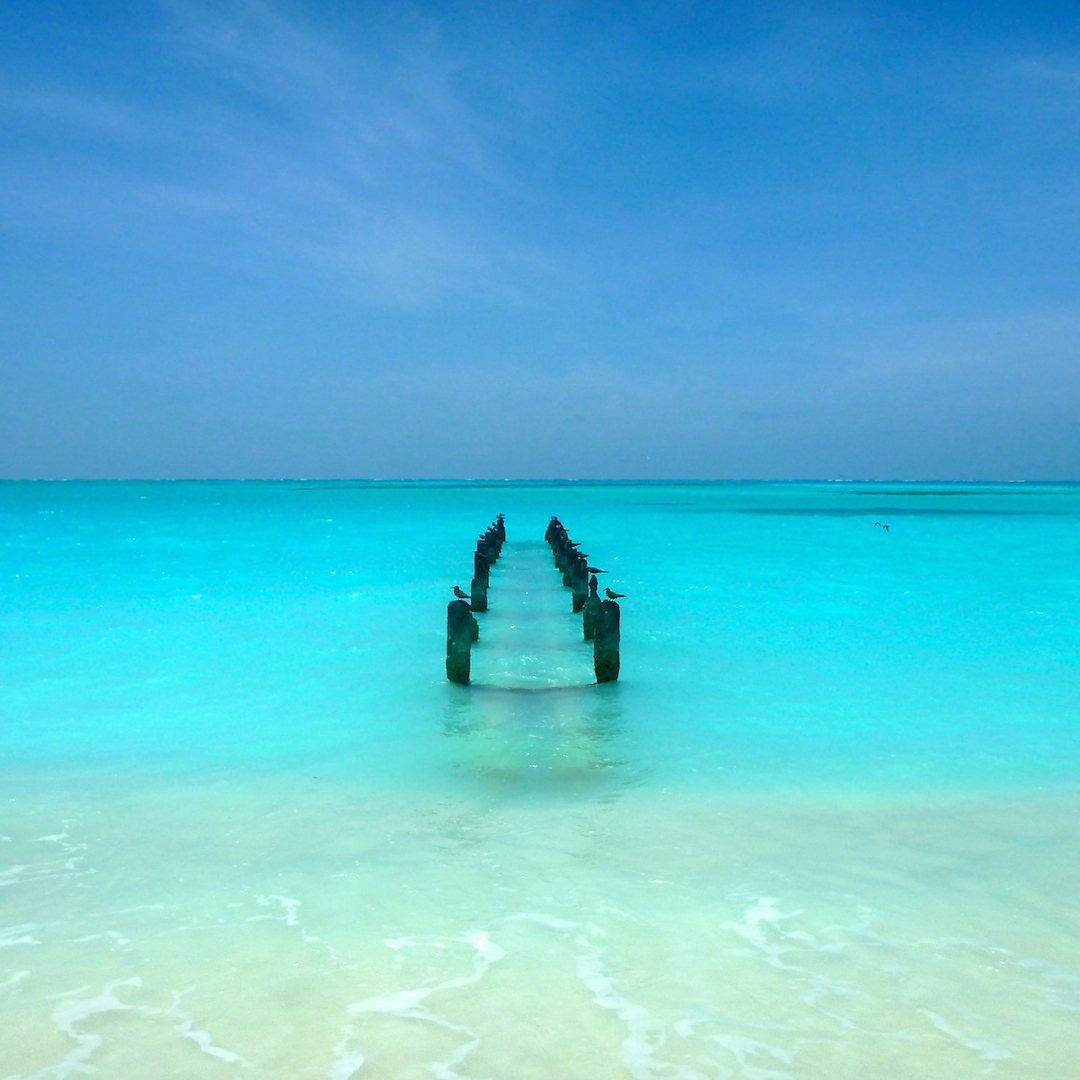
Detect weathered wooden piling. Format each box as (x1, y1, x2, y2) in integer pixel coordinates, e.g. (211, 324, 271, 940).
(470, 573, 487, 612)
(546, 516, 624, 677)
(447, 599, 477, 684)
(594, 599, 620, 682)
(474, 551, 489, 585)
(582, 574, 602, 640)
(445, 516, 504, 683)
(571, 556, 589, 612)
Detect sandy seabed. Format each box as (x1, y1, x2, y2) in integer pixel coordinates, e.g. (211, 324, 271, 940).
(3, 767, 1079, 1080)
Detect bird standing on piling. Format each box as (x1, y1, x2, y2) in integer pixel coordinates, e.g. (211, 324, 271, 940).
(605, 588, 626, 599)
(453, 585, 470, 599)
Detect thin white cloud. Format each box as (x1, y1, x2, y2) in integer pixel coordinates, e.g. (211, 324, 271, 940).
(0, 0, 564, 307)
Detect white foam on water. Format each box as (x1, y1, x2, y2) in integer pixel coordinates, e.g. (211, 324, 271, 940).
(250, 893, 342, 961)
(345, 931, 507, 1080)
(1, 924, 44, 949)
(2, 832, 92, 893)
(38, 976, 143, 1078)
(509, 913, 717, 1080)
(571, 932, 714, 1080)
(706, 1035, 793, 1080)
(22, 977, 250, 1077)
(328, 1030, 365, 1080)
(164, 989, 250, 1066)
(255, 894, 301, 927)
(0, 969, 29, 993)
(921, 1010, 1013, 1065)
(722, 898, 805, 971)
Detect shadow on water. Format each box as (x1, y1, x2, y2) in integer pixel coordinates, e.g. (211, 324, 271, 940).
(440, 682, 640, 796)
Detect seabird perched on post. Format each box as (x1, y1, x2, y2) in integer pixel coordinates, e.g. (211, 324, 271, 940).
(453, 585, 470, 599)
(586, 566, 607, 574)
(605, 588, 626, 599)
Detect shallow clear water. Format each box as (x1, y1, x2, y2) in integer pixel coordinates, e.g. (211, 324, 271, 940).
(2, 480, 1079, 1078)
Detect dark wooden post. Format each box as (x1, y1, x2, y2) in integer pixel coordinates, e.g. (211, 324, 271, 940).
(470, 573, 488, 612)
(560, 545, 580, 586)
(474, 551, 489, 584)
(447, 600, 475, 684)
(582, 575, 602, 640)
(571, 556, 589, 612)
(478, 531, 498, 562)
(594, 600, 620, 683)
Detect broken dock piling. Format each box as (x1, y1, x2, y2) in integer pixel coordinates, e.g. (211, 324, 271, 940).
(545, 516, 621, 683)
(446, 516, 504, 684)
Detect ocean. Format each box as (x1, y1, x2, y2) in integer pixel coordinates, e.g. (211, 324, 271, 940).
(2, 480, 1079, 1078)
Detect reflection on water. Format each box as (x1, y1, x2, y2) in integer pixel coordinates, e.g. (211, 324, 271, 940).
(442, 683, 634, 790)
(437, 536, 637, 791)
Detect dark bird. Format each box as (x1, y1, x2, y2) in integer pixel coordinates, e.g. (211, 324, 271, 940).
(605, 588, 626, 599)
(453, 585, 470, 599)
(874, 522, 882, 527)
(883, 525, 889, 532)
(586, 566, 607, 574)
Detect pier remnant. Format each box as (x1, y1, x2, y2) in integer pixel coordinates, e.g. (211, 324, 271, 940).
(594, 599, 621, 683)
(469, 573, 487, 612)
(571, 555, 589, 612)
(582, 575, 602, 640)
(446, 599, 477, 684)
(546, 516, 623, 682)
(471, 554, 489, 612)
(446, 516, 505, 683)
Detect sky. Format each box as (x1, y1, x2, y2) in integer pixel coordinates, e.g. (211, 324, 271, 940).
(2, 0, 1079, 480)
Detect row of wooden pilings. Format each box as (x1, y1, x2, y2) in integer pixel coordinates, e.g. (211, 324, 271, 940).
(446, 515, 505, 685)
(545, 516, 620, 683)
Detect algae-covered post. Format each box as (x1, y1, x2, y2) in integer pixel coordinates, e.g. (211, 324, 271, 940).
(546, 517, 623, 679)
(471, 550, 490, 611)
(594, 599, 621, 682)
(571, 555, 589, 612)
(447, 517, 503, 682)
(477, 517, 504, 563)
(446, 599, 476, 684)
(470, 572, 487, 613)
(474, 550, 490, 584)
(583, 574, 602, 640)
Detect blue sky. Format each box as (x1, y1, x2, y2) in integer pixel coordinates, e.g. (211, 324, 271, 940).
(2, 0, 1079, 478)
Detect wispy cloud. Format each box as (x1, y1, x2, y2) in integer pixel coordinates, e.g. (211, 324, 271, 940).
(0, 0, 562, 306)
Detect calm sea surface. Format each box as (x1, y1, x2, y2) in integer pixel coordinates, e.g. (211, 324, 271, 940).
(2, 480, 1079, 1078)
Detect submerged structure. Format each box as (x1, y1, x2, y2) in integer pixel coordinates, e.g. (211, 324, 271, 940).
(446, 516, 621, 685)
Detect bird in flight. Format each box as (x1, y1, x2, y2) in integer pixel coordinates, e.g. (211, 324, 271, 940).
(453, 585, 470, 599)
(605, 588, 626, 599)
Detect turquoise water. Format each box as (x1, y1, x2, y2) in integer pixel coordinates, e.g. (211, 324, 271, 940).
(2, 481, 1079, 1078)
